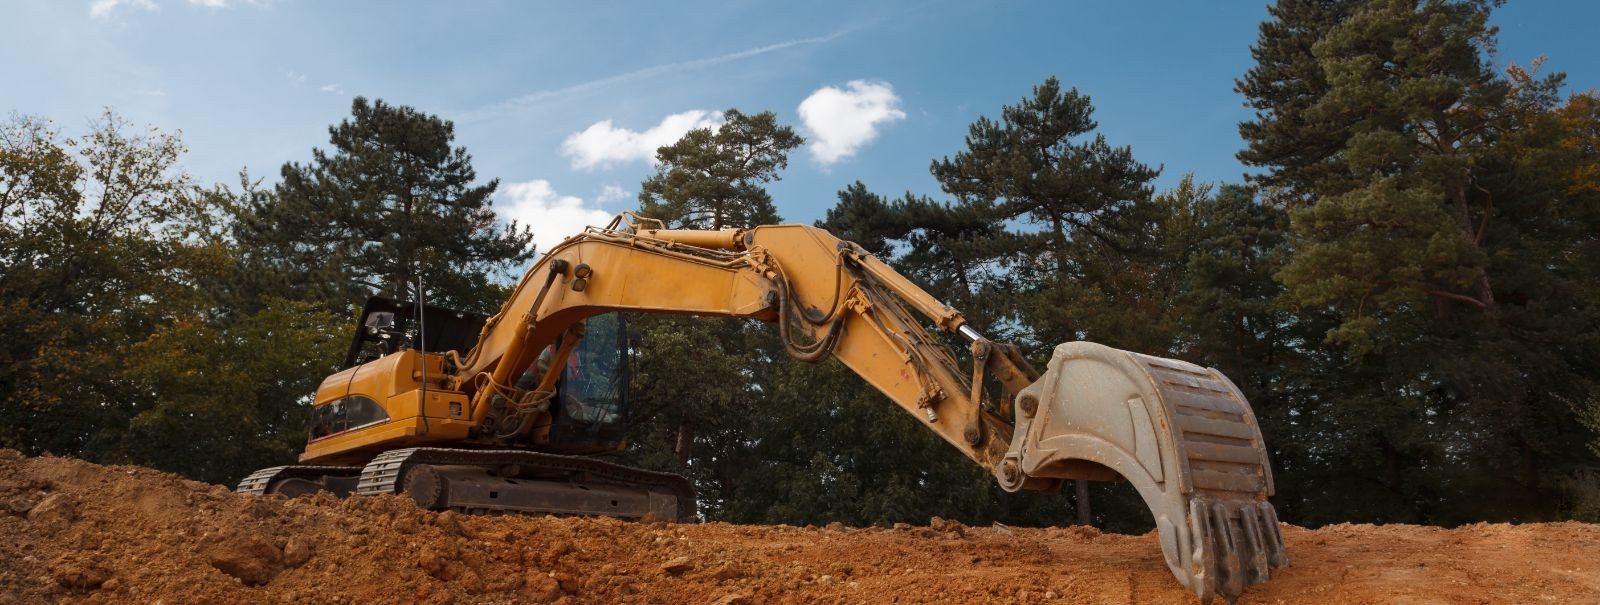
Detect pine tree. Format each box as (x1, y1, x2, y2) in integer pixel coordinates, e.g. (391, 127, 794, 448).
(623, 109, 803, 519)
(817, 181, 904, 257)
(1236, 0, 1359, 196)
(931, 77, 1160, 347)
(1239, 0, 1600, 523)
(236, 97, 534, 313)
(637, 109, 802, 230)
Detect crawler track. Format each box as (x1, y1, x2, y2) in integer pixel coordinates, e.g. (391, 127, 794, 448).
(235, 465, 362, 495)
(354, 447, 696, 519)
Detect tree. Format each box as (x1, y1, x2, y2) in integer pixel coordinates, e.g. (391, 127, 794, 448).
(931, 77, 1161, 349)
(1238, 0, 1600, 523)
(236, 97, 534, 314)
(1143, 179, 1310, 520)
(0, 112, 345, 483)
(637, 109, 802, 230)
(820, 184, 1022, 334)
(1236, 0, 1360, 196)
(0, 112, 202, 457)
(817, 181, 903, 257)
(623, 109, 803, 519)
(923, 77, 1164, 525)
(108, 298, 345, 483)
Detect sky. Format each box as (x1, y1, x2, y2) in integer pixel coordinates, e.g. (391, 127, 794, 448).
(5, 0, 1598, 252)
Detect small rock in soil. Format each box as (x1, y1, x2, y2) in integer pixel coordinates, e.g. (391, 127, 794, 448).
(50, 555, 111, 591)
(659, 556, 693, 575)
(207, 536, 283, 586)
(27, 493, 75, 532)
(282, 537, 313, 567)
(524, 573, 562, 601)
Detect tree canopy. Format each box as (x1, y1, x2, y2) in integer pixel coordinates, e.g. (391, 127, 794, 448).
(1238, 0, 1600, 524)
(235, 97, 534, 314)
(637, 109, 802, 230)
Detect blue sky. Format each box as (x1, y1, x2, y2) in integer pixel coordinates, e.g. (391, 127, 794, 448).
(5, 0, 1597, 251)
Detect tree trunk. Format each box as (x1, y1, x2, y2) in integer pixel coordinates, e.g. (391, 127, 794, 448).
(1075, 479, 1092, 525)
(1450, 180, 1495, 307)
(674, 423, 693, 465)
(1050, 216, 1072, 279)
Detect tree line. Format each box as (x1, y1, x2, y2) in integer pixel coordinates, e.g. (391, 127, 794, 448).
(2, 0, 1597, 528)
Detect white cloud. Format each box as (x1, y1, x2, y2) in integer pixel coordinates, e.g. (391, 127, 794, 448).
(90, 0, 158, 19)
(561, 110, 722, 170)
(797, 80, 906, 166)
(284, 70, 306, 86)
(595, 184, 630, 204)
(319, 83, 346, 95)
(497, 180, 615, 253)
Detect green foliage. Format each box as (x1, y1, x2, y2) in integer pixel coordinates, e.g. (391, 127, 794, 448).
(821, 184, 1022, 334)
(0, 99, 529, 484)
(932, 77, 1162, 350)
(235, 97, 534, 314)
(638, 109, 802, 229)
(1, 112, 203, 456)
(0, 113, 345, 482)
(622, 313, 779, 517)
(1240, 0, 1600, 524)
(110, 299, 345, 483)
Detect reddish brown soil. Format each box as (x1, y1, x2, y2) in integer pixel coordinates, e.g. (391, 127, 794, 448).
(2, 450, 1596, 605)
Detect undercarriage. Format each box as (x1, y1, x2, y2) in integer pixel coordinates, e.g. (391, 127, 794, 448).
(238, 448, 693, 521)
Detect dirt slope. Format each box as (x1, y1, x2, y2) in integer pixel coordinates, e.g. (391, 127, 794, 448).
(2, 450, 1596, 605)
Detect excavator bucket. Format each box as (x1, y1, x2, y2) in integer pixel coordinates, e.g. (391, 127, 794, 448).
(1001, 342, 1288, 604)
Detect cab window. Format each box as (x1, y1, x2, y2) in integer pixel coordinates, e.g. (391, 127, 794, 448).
(309, 396, 388, 440)
(345, 396, 388, 428)
(558, 313, 626, 425)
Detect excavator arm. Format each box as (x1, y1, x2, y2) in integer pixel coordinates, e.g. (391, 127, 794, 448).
(441, 214, 1286, 603)
(447, 216, 1016, 464)
(263, 213, 1284, 603)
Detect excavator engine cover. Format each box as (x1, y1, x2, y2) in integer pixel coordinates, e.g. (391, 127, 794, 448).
(1003, 342, 1287, 604)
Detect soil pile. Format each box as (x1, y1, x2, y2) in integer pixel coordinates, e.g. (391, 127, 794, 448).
(2, 450, 1597, 604)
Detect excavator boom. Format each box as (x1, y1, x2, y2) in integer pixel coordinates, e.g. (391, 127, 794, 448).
(239, 213, 1285, 603)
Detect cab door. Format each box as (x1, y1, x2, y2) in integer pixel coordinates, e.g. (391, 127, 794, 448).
(547, 313, 630, 452)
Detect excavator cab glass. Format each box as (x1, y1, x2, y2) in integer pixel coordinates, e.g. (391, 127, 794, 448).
(342, 297, 489, 369)
(308, 395, 388, 441)
(546, 313, 630, 451)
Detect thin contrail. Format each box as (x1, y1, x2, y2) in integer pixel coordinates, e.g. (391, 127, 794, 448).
(456, 29, 853, 123)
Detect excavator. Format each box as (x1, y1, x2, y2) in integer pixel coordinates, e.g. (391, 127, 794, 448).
(237, 213, 1287, 603)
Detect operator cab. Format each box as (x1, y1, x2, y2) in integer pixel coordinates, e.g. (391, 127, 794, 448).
(319, 297, 631, 454)
(519, 312, 631, 453)
(342, 296, 489, 369)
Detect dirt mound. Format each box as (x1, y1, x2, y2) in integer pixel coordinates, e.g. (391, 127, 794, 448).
(2, 450, 1597, 604)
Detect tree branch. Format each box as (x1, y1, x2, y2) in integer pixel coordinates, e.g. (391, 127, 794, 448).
(1425, 289, 1489, 309)
(1473, 180, 1493, 246)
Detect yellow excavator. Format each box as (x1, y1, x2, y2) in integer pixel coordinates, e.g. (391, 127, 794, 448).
(238, 213, 1287, 603)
